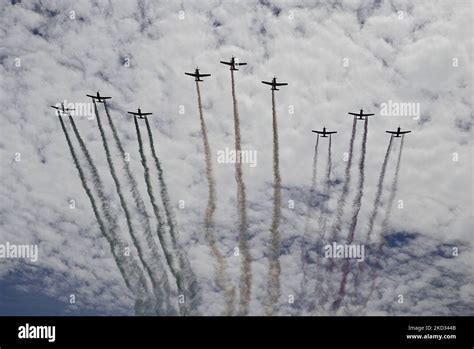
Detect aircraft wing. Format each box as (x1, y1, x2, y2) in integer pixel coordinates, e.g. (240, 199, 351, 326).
(141, 112, 152, 116)
(101, 96, 111, 100)
(86, 94, 96, 99)
(220, 61, 231, 65)
(362, 113, 374, 116)
(50, 106, 59, 109)
(348, 112, 359, 116)
(385, 131, 397, 134)
(275, 82, 288, 86)
(399, 130, 411, 134)
(312, 130, 323, 134)
(237, 62, 247, 66)
(128, 111, 139, 115)
(262, 81, 273, 85)
(200, 73, 211, 77)
(326, 131, 337, 134)
(185, 72, 197, 77)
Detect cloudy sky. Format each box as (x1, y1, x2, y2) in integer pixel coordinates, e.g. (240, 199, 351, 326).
(0, 0, 472, 316)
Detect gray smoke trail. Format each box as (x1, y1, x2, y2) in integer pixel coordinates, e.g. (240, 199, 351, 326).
(68, 114, 151, 295)
(143, 116, 202, 315)
(360, 135, 405, 307)
(331, 117, 369, 312)
(97, 102, 176, 315)
(230, 69, 252, 315)
(300, 135, 320, 302)
(196, 81, 236, 315)
(366, 135, 394, 241)
(318, 135, 333, 237)
(265, 89, 282, 316)
(58, 114, 150, 314)
(330, 116, 357, 241)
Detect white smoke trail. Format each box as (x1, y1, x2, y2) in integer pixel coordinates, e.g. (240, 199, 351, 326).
(58, 114, 152, 314)
(265, 89, 282, 316)
(143, 116, 202, 315)
(196, 81, 236, 315)
(230, 69, 252, 315)
(99, 102, 176, 315)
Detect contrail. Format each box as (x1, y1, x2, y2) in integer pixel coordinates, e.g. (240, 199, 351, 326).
(330, 116, 357, 241)
(195, 81, 236, 315)
(143, 116, 202, 315)
(300, 135, 319, 302)
(98, 101, 176, 315)
(58, 113, 150, 314)
(366, 135, 394, 241)
(230, 69, 252, 315)
(331, 117, 369, 311)
(265, 88, 282, 316)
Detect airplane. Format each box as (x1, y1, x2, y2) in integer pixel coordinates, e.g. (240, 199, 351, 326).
(86, 91, 111, 103)
(385, 126, 411, 137)
(127, 107, 152, 119)
(185, 67, 211, 82)
(348, 109, 374, 120)
(312, 126, 337, 138)
(261, 76, 288, 91)
(220, 56, 247, 71)
(50, 103, 74, 115)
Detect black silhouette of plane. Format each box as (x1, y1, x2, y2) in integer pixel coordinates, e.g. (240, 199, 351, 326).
(220, 56, 247, 71)
(261, 76, 288, 91)
(127, 107, 152, 119)
(86, 91, 111, 103)
(386, 126, 411, 137)
(312, 126, 337, 138)
(348, 109, 374, 120)
(50, 103, 74, 115)
(185, 67, 211, 82)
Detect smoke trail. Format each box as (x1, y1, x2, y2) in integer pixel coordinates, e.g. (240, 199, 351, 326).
(230, 69, 252, 315)
(331, 117, 369, 311)
(143, 116, 202, 315)
(68, 114, 150, 293)
(265, 89, 282, 316)
(318, 135, 333, 237)
(360, 136, 406, 307)
(58, 114, 150, 314)
(330, 116, 357, 241)
(196, 81, 236, 315)
(97, 102, 175, 315)
(366, 135, 394, 241)
(300, 136, 320, 300)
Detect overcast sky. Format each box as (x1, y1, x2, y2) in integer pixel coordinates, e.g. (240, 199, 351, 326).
(0, 0, 472, 315)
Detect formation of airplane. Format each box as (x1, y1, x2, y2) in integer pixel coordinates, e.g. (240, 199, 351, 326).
(386, 126, 411, 137)
(261, 76, 288, 91)
(51, 103, 74, 115)
(348, 109, 374, 120)
(127, 107, 152, 119)
(86, 91, 111, 103)
(220, 56, 247, 71)
(185, 68, 211, 82)
(312, 126, 337, 138)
